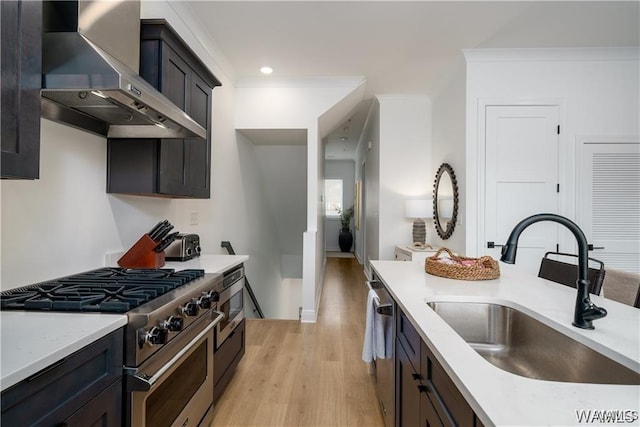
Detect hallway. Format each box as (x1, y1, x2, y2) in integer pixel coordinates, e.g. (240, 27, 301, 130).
(210, 257, 385, 426)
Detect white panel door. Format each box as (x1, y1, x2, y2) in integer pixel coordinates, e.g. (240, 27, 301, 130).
(578, 140, 640, 273)
(485, 105, 560, 274)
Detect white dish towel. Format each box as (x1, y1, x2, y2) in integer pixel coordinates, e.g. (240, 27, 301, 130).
(362, 289, 388, 362)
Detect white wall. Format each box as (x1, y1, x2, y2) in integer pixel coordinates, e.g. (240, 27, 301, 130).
(0, 120, 177, 289)
(324, 160, 356, 252)
(378, 95, 432, 261)
(430, 56, 467, 255)
(464, 48, 640, 257)
(355, 96, 432, 277)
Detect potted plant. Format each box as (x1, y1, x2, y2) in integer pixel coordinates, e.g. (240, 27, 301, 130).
(337, 206, 354, 252)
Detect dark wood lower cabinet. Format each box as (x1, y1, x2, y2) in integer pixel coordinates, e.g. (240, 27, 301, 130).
(421, 389, 444, 427)
(62, 378, 122, 427)
(395, 309, 483, 427)
(420, 341, 476, 427)
(0, 328, 124, 426)
(396, 338, 421, 427)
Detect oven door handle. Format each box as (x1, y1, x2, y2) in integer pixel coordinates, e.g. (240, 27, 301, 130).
(127, 311, 224, 392)
(366, 280, 393, 316)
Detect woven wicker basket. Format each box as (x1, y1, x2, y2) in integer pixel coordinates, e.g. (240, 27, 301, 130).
(425, 247, 500, 281)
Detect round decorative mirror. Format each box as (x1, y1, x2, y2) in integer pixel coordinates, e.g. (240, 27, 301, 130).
(433, 163, 459, 240)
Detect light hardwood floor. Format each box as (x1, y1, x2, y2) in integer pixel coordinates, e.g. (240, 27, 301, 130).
(209, 257, 385, 427)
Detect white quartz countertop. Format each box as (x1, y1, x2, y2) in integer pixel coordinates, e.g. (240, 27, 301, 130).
(1, 254, 248, 392)
(370, 260, 640, 427)
(165, 254, 248, 273)
(0, 312, 127, 391)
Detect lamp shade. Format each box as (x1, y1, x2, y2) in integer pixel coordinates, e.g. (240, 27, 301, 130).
(405, 199, 432, 219)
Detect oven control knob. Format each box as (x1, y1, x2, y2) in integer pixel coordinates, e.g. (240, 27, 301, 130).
(198, 290, 219, 308)
(186, 247, 193, 256)
(195, 246, 202, 254)
(182, 301, 199, 317)
(197, 294, 211, 309)
(209, 291, 220, 303)
(165, 316, 183, 332)
(145, 327, 168, 346)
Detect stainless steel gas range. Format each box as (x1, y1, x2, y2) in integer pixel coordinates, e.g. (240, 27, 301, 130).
(0, 267, 223, 427)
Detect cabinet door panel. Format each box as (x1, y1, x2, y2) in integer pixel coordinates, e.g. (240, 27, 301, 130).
(396, 339, 421, 427)
(161, 44, 189, 111)
(1, 0, 42, 179)
(63, 378, 122, 427)
(158, 45, 189, 196)
(422, 341, 475, 427)
(189, 74, 210, 128)
(397, 309, 421, 370)
(185, 73, 212, 197)
(186, 139, 209, 197)
(159, 139, 187, 195)
(421, 391, 444, 427)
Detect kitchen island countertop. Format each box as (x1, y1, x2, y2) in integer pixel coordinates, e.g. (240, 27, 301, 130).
(370, 259, 640, 426)
(1, 254, 248, 392)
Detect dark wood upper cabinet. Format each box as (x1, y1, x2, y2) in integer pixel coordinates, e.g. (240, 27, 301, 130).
(107, 19, 220, 198)
(1, 0, 42, 179)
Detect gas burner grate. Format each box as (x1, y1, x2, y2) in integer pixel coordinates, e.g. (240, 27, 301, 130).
(0, 268, 205, 313)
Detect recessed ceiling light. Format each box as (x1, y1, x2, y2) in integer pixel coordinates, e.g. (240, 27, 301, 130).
(260, 66, 273, 75)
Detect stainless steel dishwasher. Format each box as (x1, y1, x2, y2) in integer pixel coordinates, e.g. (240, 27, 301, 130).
(366, 279, 395, 427)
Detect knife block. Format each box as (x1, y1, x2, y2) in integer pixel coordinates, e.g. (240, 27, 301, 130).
(118, 234, 165, 269)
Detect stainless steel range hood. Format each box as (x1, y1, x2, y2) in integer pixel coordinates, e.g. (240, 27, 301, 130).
(41, 0, 206, 139)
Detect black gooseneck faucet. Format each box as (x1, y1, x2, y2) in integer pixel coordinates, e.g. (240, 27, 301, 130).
(500, 213, 607, 330)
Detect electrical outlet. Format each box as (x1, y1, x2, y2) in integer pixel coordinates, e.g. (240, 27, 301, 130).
(190, 212, 199, 226)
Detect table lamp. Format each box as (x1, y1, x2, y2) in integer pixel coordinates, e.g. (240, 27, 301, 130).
(405, 199, 432, 246)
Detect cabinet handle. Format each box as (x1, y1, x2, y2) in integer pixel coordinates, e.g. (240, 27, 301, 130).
(412, 373, 422, 381)
(26, 357, 67, 382)
(418, 384, 428, 393)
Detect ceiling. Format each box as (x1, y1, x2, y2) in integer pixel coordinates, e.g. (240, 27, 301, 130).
(183, 1, 639, 159)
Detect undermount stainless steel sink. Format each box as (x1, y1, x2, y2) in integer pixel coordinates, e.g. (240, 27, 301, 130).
(426, 301, 640, 385)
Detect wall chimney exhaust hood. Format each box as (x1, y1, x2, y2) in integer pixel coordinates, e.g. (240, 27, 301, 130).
(41, 0, 206, 139)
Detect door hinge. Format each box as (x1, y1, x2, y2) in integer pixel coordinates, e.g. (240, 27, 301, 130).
(556, 244, 560, 252)
(557, 183, 560, 193)
(557, 125, 560, 134)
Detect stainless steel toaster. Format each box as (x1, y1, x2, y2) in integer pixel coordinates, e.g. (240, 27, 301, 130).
(165, 234, 201, 261)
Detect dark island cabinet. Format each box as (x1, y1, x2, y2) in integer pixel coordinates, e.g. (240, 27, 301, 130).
(107, 19, 220, 198)
(1, 328, 124, 426)
(420, 339, 476, 427)
(395, 309, 483, 427)
(396, 338, 422, 427)
(1, 0, 42, 179)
